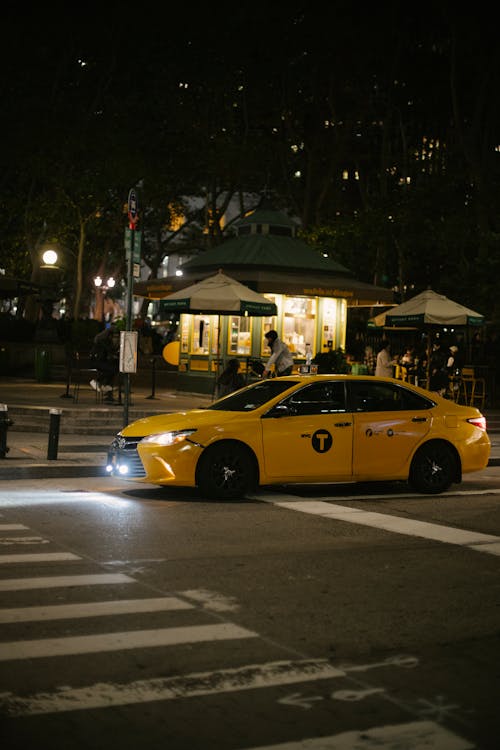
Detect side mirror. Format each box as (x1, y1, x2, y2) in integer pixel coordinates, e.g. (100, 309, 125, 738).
(265, 404, 293, 418)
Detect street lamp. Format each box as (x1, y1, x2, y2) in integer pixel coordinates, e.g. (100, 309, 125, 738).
(41, 249, 59, 268)
(93, 275, 116, 322)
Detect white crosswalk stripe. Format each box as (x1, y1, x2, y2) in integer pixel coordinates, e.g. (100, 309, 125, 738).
(0, 623, 258, 661)
(0, 552, 81, 564)
(0, 573, 134, 591)
(0, 596, 194, 623)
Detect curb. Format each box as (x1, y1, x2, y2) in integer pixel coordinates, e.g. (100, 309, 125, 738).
(0, 465, 107, 480)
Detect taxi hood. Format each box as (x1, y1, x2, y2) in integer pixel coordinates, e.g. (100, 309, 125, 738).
(119, 408, 241, 437)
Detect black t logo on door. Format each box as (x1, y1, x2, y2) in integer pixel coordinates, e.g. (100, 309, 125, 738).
(312, 430, 332, 453)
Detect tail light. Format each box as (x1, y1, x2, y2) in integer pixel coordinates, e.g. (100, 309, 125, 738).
(467, 416, 487, 430)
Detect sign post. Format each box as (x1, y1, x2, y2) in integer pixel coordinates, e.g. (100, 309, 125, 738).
(122, 188, 140, 427)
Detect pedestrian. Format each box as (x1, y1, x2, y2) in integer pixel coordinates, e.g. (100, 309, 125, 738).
(428, 341, 448, 396)
(375, 340, 396, 378)
(363, 345, 376, 375)
(262, 330, 294, 377)
(90, 324, 119, 402)
(216, 358, 245, 398)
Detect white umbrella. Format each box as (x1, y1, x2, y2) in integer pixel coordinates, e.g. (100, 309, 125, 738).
(158, 270, 277, 393)
(158, 269, 277, 316)
(371, 289, 484, 328)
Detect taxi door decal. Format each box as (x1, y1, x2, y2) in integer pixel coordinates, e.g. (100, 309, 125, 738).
(312, 430, 332, 453)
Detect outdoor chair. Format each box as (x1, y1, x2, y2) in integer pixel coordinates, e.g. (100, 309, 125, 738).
(71, 351, 101, 403)
(459, 367, 486, 410)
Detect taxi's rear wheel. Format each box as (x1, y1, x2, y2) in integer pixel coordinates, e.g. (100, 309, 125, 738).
(197, 442, 256, 500)
(409, 441, 457, 494)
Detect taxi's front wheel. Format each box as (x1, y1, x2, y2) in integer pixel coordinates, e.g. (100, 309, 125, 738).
(197, 442, 257, 500)
(409, 441, 457, 494)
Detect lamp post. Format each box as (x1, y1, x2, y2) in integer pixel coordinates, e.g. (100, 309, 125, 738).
(39, 248, 61, 331)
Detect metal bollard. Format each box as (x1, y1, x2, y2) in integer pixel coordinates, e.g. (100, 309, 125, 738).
(47, 408, 62, 460)
(146, 356, 158, 399)
(0, 404, 13, 458)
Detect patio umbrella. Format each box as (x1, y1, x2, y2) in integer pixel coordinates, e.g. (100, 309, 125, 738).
(369, 289, 485, 378)
(157, 269, 277, 316)
(157, 270, 277, 389)
(371, 289, 484, 328)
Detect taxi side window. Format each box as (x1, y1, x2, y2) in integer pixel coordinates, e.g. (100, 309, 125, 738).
(286, 381, 347, 415)
(349, 381, 432, 412)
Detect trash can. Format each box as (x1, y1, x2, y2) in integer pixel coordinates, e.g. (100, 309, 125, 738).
(35, 348, 51, 382)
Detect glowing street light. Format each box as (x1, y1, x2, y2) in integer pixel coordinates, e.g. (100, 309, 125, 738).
(93, 275, 116, 321)
(41, 249, 59, 268)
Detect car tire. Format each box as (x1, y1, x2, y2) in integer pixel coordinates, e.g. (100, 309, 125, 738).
(409, 441, 457, 494)
(197, 442, 257, 500)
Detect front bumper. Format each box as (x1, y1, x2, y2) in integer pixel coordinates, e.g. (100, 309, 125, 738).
(106, 435, 146, 478)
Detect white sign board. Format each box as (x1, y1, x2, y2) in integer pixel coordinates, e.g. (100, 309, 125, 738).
(119, 331, 138, 373)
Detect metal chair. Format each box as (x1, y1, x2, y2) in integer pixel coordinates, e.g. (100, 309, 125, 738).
(72, 352, 101, 403)
(459, 367, 486, 410)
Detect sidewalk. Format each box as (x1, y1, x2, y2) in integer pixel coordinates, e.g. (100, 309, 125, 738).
(0, 376, 213, 479)
(0, 376, 498, 479)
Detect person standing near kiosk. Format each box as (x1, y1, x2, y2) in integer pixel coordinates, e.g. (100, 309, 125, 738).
(262, 330, 294, 377)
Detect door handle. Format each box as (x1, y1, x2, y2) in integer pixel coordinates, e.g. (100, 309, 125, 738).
(412, 416, 427, 422)
(334, 422, 352, 427)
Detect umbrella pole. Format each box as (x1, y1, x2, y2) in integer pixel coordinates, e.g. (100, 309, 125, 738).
(212, 315, 221, 401)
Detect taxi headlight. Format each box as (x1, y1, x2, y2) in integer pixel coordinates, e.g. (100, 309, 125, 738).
(141, 429, 197, 446)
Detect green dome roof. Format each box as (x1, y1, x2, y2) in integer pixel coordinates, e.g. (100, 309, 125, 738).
(182, 233, 350, 274)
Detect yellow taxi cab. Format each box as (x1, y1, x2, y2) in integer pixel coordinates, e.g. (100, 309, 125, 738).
(106, 374, 491, 499)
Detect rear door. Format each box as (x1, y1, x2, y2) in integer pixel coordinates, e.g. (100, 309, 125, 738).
(348, 380, 433, 479)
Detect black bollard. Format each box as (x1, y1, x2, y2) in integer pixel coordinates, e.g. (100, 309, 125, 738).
(47, 408, 62, 460)
(60, 356, 74, 399)
(146, 356, 158, 399)
(0, 404, 13, 458)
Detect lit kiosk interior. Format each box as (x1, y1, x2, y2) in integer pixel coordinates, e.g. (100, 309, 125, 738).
(139, 202, 393, 394)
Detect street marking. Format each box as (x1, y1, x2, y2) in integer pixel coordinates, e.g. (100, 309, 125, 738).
(278, 692, 324, 710)
(0, 623, 258, 661)
(332, 687, 386, 701)
(180, 588, 240, 612)
(0, 552, 81, 564)
(0, 658, 344, 715)
(240, 721, 473, 749)
(0, 597, 194, 623)
(0, 536, 49, 545)
(260, 496, 500, 556)
(0, 524, 29, 530)
(339, 655, 418, 672)
(0, 573, 134, 591)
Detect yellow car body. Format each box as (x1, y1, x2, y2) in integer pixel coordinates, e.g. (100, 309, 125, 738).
(106, 375, 491, 498)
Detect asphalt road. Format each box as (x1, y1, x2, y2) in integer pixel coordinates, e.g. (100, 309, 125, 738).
(0, 469, 499, 750)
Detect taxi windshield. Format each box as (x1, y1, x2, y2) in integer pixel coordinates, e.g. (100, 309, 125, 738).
(208, 379, 299, 411)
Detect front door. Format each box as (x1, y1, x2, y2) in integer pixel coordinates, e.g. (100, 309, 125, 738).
(261, 380, 353, 482)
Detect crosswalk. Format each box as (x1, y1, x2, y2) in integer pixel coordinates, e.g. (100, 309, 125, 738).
(0, 513, 476, 749)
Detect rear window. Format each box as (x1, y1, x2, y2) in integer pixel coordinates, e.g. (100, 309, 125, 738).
(348, 380, 434, 412)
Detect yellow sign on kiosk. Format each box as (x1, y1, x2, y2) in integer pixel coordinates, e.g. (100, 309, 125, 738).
(163, 341, 180, 366)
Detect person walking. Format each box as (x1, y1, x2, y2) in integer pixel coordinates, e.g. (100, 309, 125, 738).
(428, 341, 449, 396)
(375, 340, 396, 378)
(216, 358, 245, 398)
(90, 325, 119, 402)
(262, 330, 294, 377)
